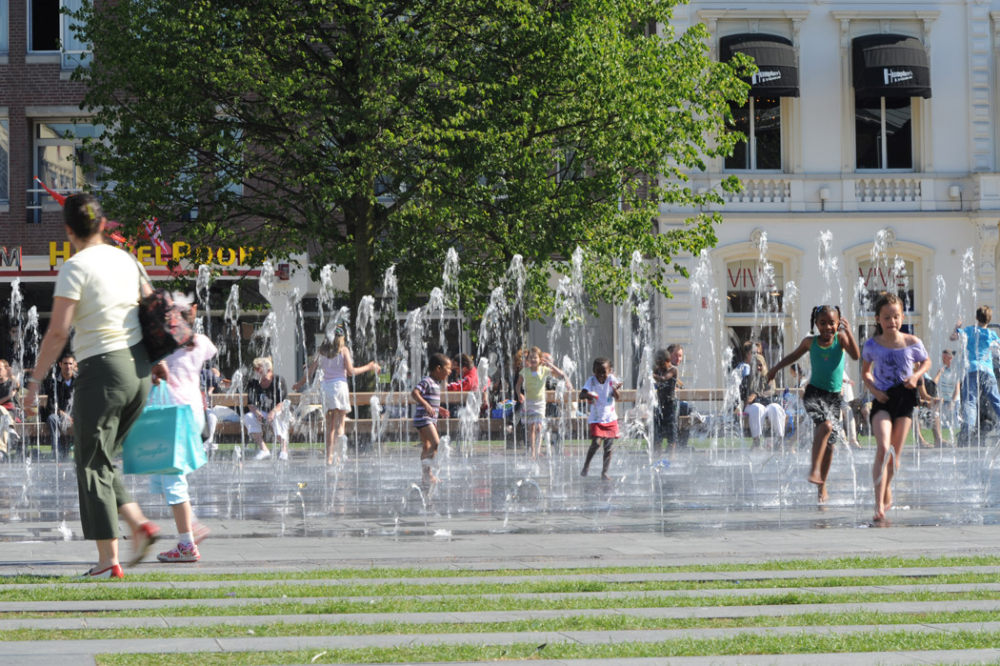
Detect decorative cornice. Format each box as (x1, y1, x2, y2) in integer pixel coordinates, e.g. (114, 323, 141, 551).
(830, 11, 939, 22)
(697, 10, 810, 21)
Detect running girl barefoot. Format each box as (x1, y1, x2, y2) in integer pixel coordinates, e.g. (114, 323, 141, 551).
(515, 346, 566, 459)
(412, 353, 452, 487)
(768, 305, 860, 503)
(579, 357, 621, 481)
(861, 293, 930, 522)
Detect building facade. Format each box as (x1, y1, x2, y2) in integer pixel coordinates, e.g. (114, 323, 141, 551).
(660, 1, 1000, 387)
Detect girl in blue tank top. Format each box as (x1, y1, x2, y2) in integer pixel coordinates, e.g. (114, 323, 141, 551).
(767, 305, 860, 503)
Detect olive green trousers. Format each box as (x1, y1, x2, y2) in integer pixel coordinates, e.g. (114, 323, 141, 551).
(73, 343, 151, 540)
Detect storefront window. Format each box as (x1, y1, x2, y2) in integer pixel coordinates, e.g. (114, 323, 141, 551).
(857, 258, 915, 312)
(725, 259, 784, 313)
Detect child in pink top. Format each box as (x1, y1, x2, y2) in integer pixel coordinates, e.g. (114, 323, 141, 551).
(151, 296, 216, 562)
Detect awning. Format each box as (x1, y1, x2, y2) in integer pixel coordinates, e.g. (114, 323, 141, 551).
(852, 34, 931, 99)
(720, 33, 799, 98)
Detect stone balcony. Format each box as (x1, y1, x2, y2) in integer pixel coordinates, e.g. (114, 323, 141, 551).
(664, 172, 1000, 215)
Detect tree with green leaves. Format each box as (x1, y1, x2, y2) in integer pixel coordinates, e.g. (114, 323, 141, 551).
(72, 0, 747, 318)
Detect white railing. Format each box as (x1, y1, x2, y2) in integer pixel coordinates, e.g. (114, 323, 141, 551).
(723, 178, 792, 204)
(854, 177, 922, 204)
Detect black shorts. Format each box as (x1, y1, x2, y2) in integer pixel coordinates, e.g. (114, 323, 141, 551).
(870, 383, 919, 422)
(802, 384, 843, 424)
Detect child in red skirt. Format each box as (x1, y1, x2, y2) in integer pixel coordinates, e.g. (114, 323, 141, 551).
(580, 357, 621, 480)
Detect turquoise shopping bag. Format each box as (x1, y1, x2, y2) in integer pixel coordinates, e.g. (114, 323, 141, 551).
(122, 384, 207, 475)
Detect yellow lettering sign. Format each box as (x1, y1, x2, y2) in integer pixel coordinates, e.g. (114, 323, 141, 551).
(49, 241, 72, 267)
(137, 246, 152, 266)
(154, 245, 168, 266)
(172, 241, 191, 260)
(216, 248, 237, 266)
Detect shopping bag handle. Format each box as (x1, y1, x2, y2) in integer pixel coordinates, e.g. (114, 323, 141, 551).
(147, 382, 171, 406)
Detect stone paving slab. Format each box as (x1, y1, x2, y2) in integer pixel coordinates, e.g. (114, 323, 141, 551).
(5, 581, 999, 615)
(5, 599, 1000, 631)
(3, 524, 1000, 575)
(5, 564, 998, 590)
(379, 653, 1000, 666)
(6, 622, 1000, 659)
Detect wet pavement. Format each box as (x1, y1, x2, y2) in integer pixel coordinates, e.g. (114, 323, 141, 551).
(1, 442, 998, 544)
(3, 444, 1000, 664)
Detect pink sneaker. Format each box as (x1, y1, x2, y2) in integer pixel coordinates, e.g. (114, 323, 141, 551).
(157, 542, 200, 563)
(129, 521, 160, 567)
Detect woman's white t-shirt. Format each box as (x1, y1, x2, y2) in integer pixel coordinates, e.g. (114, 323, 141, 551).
(53, 244, 143, 361)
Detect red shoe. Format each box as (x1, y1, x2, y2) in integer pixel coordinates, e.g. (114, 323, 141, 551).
(129, 521, 160, 567)
(78, 563, 124, 579)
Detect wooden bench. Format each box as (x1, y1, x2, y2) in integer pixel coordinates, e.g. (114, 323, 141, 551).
(11, 386, 806, 444)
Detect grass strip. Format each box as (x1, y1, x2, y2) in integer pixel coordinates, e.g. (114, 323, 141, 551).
(4, 554, 1000, 585)
(93, 630, 1000, 665)
(2, 572, 999, 603)
(5, 608, 1000, 641)
(5, 588, 1000, 618)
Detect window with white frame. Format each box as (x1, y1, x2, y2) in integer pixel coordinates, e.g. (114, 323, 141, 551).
(725, 97, 782, 171)
(851, 34, 929, 171)
(724, 258, 788, 369)
(855, 97, 912, 170)
(29, 0, 90, 67)
(31, 121, 105, 220)
(720, 33, 798, 172)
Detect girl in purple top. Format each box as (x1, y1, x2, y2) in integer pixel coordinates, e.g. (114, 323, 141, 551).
(861, 293, 931, 522)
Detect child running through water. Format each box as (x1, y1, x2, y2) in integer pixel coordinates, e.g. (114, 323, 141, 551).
(296, 326, 380, 465)
(767, 305, 860, 503)
(861, 293, 931, 522)
(153, 295, 215, 562)
(412, 353, 452, 487)
(579, 357, 621, 481)
(515, 346, 566, 459)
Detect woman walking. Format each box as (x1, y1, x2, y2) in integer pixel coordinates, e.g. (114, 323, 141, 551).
(23, 194, 164, 578)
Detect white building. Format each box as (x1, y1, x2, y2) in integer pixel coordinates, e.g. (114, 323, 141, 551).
(659, 1, 1000, 387)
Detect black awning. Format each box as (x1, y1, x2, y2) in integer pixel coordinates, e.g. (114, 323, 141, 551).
(852, 34, 931, 99)
(720, 33, 799, 98)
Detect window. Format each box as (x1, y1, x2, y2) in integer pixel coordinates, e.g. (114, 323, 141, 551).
(29, 0, 90, 67)
(724, 258, 788, 371)
(0, 119, 8, 203)
(0, 0, 9, 55)
(725, 259, 784, 313)
(857, 258, 915, 313)
(855, 97, 912, 169)
(719, 33, 798, 172)
(30, 121, 105, 221)
(851, 34, 928, 171)
(29, 0, 59, 51)
(725, 97, 782, 170)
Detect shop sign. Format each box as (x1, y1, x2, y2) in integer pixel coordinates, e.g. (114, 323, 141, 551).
(49, 241, 263, 269)
(0, 246, 22, 271)
(726, 260, 783, 292)
(858, 260, 912, 290)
